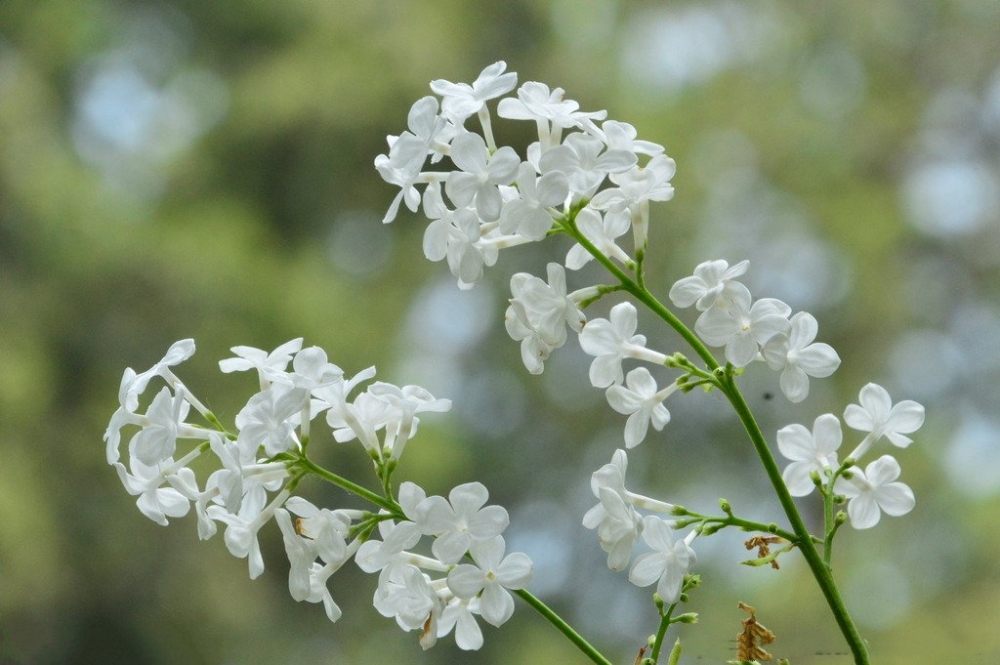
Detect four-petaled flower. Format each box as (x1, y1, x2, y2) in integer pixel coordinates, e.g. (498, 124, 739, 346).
(669, 259, 749, 311)
(605, 368, 674, 448)
(445, 132, 520, 223)
(777, 413, 843, 496)
(628, 516, 697, 605)
(845, 383, 925, 460)
(219, 338, 303, 389)
(761, 312, 841, 403)
(694, 283, 791, 368)
(834, 455, 915, 529)
(446, 536, 533, 628)
(416, 482, 510, 565)
(579, 302, 667, 388)
(498, 161, 568, 240)
(430, 61, 518, 124)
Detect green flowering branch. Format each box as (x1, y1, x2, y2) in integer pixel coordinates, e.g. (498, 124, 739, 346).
(560, 210, 872, 665)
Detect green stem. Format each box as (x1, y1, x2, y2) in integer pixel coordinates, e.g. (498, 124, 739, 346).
(297, 456, 402, 516)
(823, 485, 836, 566)
(648, 603, 676, 663)
(514, 589, 613, 665)
(672, 506, 799, 543)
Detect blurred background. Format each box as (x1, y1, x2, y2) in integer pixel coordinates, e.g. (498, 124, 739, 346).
(1, 1, 999, 663)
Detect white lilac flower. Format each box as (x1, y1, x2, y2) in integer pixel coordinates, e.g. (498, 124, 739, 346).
(374, 93, 455, 224)
(579, 302, 668, 388)
(505, 301, 555, 375)
(207, 486, 289, 579)
(845, 383, 925, 460)
(446, 536, 533, 628)
(430, 61, 518, 125)
(628, 516, 697, 605)
(105, 369, 140, 464)
(497, 161, 568, 240)
(396, 480, 429, 521)
(127, 338, 196, 400)
(106, 342, 206, 462)
(355, 517, 426, 596)
(590, 154, 676, 250)
(565, 206, 632, 270)
(390, 95, 451, 164)
(694, 284, 791, 368)
(219, 338, 303, 389)
(761, 311, 841, 403)
(375, 151, 424, 223)
(669, 259, 750, 311)
(777, 413, 843, 496)
(595, 155, 677, 210)
(275, 508, 346, 622)
(582, 449, 674, 571)
(584, 484, 643, 572)
(366, 382, 451, 460)
(497, 81, 607, 146)
(505, 262, 586, 367)
(421, 183, 498, 288)
(274, 509, 322, 595)
(235, 384, 310, 458)
(374, 564, 442, 632)
(129, 386, 190, 466)
(537, 131, 636, 199)
(288, 346, 343, 389)
(114, 456, 196, 526)
(437, 596, 484, 651)
(283, 496, 352, 566)
(445, 132, 520, 223)
(599, 120, 665, 157)
(605, 368, 675, 448)
(323, 372, 385, 453)
(834, 455, 915, 529)
(205, 434, 248, 513)
(416, 482, 510, 565)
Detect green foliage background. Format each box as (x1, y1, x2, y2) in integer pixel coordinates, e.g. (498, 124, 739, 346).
(1, 1, 999, 663)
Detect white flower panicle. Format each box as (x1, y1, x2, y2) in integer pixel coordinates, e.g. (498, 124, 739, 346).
(376, 60, 672, 289)
(106, 62, 930, 662)
(105, 338, 532, 651)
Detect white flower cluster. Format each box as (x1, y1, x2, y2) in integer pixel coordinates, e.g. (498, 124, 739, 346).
(376, 61, 674, 384)
(583, 449, 695, 605)
(777, 383, 925, 529)
(669, 258, 842, 403)
(377, 61, 673, 275)
(104, 338, 532, 651)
